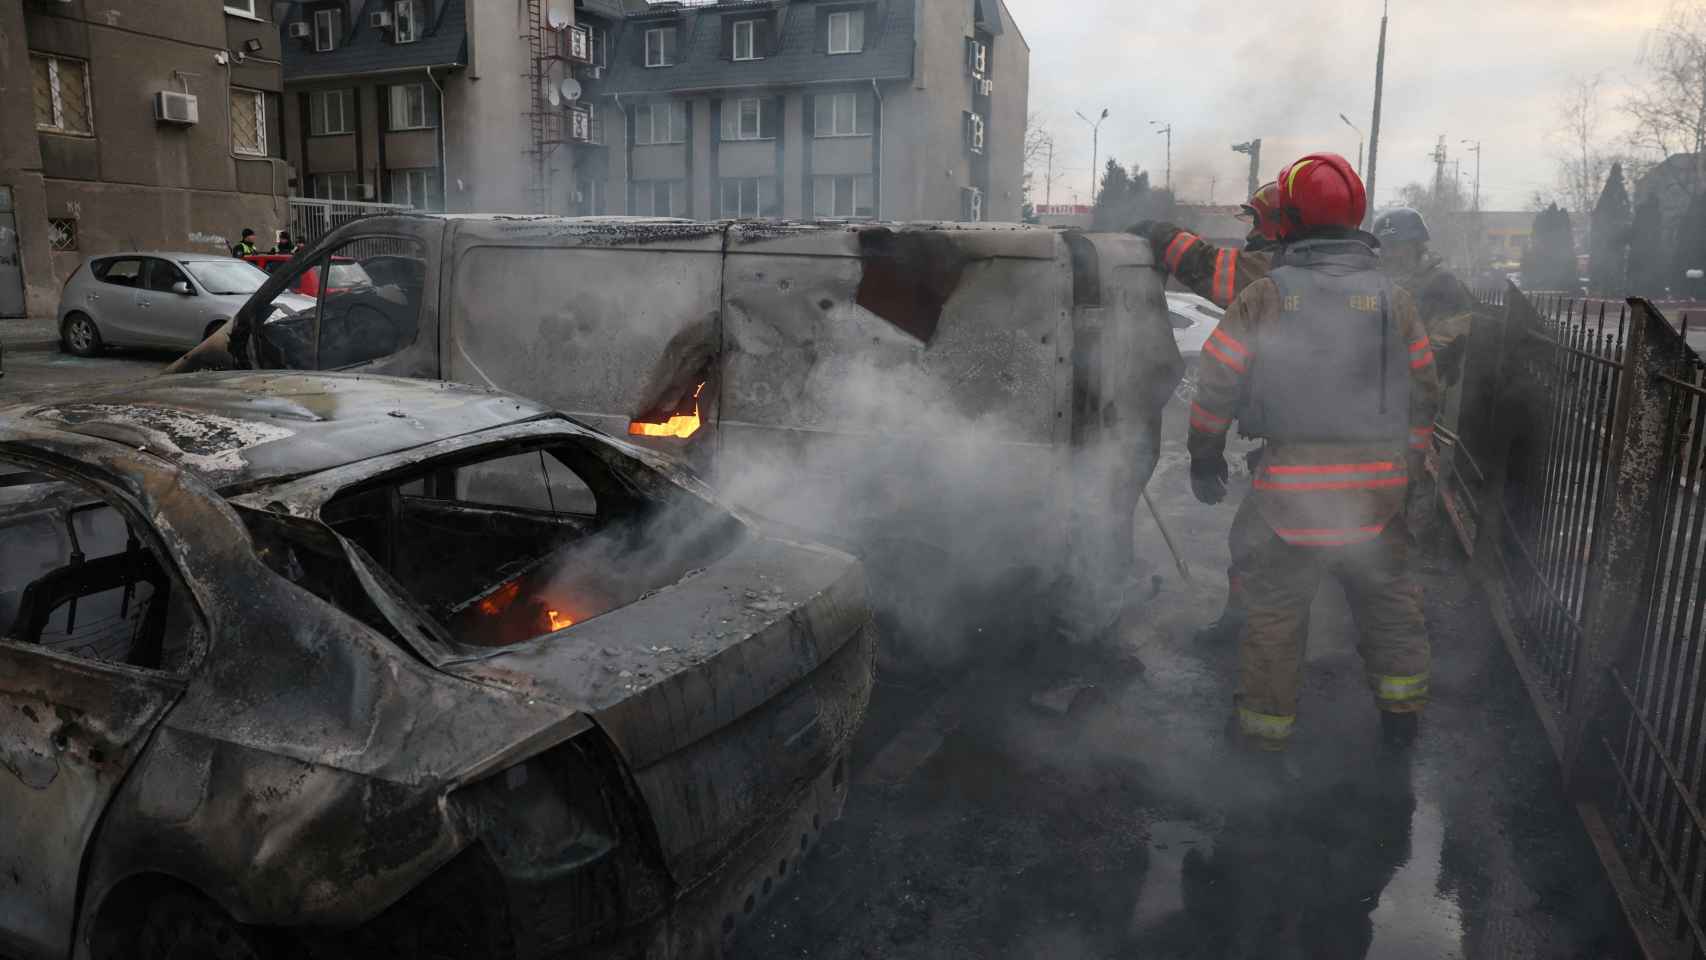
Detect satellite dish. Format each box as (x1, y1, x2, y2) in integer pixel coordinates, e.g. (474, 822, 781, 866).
(546, 0, 572, 29)
(561, 79, 582, 102)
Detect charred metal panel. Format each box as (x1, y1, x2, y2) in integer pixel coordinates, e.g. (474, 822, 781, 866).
(441, 217, 728, 444)
(716, 221, 1075, 664)
(0, 645, 182, 959)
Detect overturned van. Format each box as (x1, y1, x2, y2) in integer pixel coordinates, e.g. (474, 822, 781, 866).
(188, 216, 1181, 666)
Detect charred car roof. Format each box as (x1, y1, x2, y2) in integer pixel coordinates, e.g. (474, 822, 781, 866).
(0, 372, 562, 490)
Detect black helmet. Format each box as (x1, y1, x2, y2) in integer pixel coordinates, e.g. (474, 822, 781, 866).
(1373, 207, 1430, 244)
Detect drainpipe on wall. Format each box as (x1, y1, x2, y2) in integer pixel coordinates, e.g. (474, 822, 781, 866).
(870, 78, 883, 220)
(426, 66, 448, 211)
(614, 93, 627, 212)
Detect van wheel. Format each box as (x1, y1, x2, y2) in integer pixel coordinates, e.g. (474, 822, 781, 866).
(137, 892, 280, 960)
(62, 312, 103, 357)
(203, 319, 228, 342)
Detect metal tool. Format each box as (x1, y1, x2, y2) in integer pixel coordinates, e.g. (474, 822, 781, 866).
(1143, 487, 1193, 583)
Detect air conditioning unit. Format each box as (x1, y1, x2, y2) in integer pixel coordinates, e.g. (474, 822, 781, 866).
(979, 78, 994, 96)
(584, 65, 604, 80)
(154, 90, 200, 125)
(287, 21, 311, 39)
(369, 10, 393, 29)
(969, 114, 985, 152)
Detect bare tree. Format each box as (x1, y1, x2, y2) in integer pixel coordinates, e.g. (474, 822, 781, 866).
(1022, 112, 1059, 209)
(1556, 73, 1615, 219)
(1625, 1, 1706, 161)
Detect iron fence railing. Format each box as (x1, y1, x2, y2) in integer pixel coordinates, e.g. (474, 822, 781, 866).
(287, 198, 412, 252)
(1454, 283, 1704, 958)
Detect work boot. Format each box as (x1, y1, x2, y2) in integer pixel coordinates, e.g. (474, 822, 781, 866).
(1380, 711, 1420, 749)
(1195, 608, 1246, 644)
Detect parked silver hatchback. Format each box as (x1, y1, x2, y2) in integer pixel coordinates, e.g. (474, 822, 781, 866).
(57, 253, 313, 357)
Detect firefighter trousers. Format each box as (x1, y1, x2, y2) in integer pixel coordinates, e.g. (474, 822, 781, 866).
(1229, 497, 1430, 747)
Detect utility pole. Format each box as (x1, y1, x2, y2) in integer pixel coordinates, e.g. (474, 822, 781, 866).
(1460, 138, 1482, 210)
(1209, 175, 1218, 205)
(1231, 139, 1262, 199)
(1430, 135, 1448, 200)
(1150, 121, 1173, 193)
(1075, 108, 1109, 206)
(1339, 113, 1365, 176)
(1365, 0, 1390, 226)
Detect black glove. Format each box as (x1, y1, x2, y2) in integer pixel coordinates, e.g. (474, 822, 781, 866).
(1191, 452, 1229, 505)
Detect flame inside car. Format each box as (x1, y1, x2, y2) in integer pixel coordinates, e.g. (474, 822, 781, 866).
(628, 383, 705, 439)
(546, 609, 574, 631)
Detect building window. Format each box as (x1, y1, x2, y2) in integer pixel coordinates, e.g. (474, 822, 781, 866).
(814, 92, 872, 137)
(967, 38, 989, 77)
(733, 20, 759, 61)
(48, 217, 78, 252)
(389, 83, 430, 130)
(394, 0, 420, 43)
(308, 89, 354, 136)
(577, 177, 606, 216)
(645, 27, 678, 67)
(961, 187, 982, 222)
(389, 168, 437, 209)
(224, 0, 257, 16)
(313, 8, 341, 52)
(813, 175, 874, 219)
(828, 10, 864, 54)
(30, 54, 93, 136)
(720, 178, 778, 219)
(631, 180, 684, 217)
(721, 97, 775, 141)
(310, 173, 359, 201)
(634, 101, 687, 145)
(231, 88, 267, 156)
(964, 111, 985, 154)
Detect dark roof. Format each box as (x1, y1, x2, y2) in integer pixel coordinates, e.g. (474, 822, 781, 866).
(5, 372, 554, 489)
(576, 0, 629, 20)
(602, 0, 914, 96)
(282, 0, 468, 82)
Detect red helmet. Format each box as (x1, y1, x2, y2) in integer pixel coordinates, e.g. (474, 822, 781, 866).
(1275, 153, 1367, 231)
(1241, 181, 1287, 242)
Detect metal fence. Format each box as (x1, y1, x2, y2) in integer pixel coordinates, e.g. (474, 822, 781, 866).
(1451, 284, 1704, 958)
(286, 198, 412, 251)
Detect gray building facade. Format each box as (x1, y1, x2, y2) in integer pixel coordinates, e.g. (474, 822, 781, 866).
(596, 0, 1028, 223)
(0, 0, 288, 317)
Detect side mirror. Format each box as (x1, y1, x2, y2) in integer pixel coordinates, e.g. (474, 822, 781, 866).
(171, 281, 194, 295)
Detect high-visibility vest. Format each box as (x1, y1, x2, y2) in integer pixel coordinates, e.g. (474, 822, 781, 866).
(1241, 241, 1411, 444)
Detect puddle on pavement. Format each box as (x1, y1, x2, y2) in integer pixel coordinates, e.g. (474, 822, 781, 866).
(1369, 797, 1466, 958)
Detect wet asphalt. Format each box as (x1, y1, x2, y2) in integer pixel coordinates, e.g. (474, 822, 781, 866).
(737, 404, 1633, 959)
(0, 321, 169, 401)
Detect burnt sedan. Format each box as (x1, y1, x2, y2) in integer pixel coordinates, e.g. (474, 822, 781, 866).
(0, 372, 874, 960)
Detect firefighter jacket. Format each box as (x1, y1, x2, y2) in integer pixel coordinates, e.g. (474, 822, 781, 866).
(1188, 235, 1443, 547)
(1138, 222, 1272, 308)
(1382, 252, 1475, 384)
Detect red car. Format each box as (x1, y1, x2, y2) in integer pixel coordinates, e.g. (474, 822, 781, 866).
(244, 254, 369, 297)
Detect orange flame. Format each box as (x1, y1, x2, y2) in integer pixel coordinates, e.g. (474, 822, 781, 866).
(547, 609, 575, 631)
(478, 582, 521, 616)
(629, 382, 705, 439)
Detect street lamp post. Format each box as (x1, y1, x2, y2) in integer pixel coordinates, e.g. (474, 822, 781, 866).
(1365, 0, 1390, 226)
(1075, 108, 1109, 206)
(1339, 113, 1365, 176)
(1150, 121, 1173, 193)
(1460, 139, 1482, 210)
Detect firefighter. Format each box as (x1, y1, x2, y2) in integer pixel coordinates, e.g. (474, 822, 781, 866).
(1128, 184, 1295, 645)
(1128, 180, 1288, 310)
(1188, 153, 1442, 751)
(1373, 207, 1476, 388)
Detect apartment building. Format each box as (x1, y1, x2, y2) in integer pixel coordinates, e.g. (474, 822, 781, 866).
(0, 0, 287, 317)
(597, 0, 1028, 222)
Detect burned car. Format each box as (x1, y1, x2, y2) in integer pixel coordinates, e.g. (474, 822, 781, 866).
(0, 372, 875, 960)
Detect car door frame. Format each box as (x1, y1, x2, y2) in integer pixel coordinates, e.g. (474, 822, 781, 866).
(139, 258, 201, 348)
(0, 440, 207, 960)
(237, 216, 445, 380)
(84, 256, 146, 345)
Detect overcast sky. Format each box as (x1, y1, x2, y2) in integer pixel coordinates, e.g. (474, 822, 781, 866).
(1004, 0, 1670, 212)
